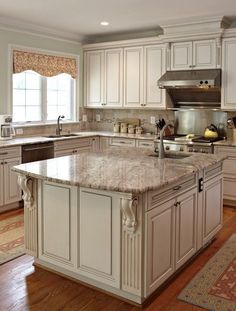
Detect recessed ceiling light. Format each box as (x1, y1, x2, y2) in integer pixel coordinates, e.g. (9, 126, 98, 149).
(100, 21, 109, 26)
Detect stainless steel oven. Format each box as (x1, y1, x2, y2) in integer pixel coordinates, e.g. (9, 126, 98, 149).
(22, 142, 54, 163)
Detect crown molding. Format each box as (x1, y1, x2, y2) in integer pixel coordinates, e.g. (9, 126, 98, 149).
(160, 15, 231, 34)
(83, 36, 164, 50)
(222, 28, 236, 38)
(0, 16, 83, 44)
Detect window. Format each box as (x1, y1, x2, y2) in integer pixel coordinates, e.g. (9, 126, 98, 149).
(13, 71, 75, 122)
(12, 49, 77, 123)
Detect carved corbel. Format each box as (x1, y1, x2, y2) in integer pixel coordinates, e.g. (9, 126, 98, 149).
(17, 174, 35, 210)
(121, 196, 138, 233)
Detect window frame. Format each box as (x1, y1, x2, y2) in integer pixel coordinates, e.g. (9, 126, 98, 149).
(9, 44, 79, 125)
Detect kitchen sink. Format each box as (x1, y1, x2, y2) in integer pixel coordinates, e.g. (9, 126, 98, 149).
(45, 134, 82, 138)
(149, 153, 191, 159)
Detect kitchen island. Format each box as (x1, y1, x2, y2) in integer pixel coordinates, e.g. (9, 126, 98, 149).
(13, 148, 224, 305)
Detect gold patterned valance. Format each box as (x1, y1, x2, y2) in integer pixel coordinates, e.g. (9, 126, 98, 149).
(13, 50, 77, 79)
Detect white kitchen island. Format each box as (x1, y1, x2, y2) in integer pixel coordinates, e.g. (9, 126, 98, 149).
(13, 148, 224, 305)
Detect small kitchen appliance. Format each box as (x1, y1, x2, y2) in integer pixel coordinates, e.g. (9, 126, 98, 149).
(0, 115, 15, 140)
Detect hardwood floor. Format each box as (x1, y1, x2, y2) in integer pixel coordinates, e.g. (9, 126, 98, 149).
(0, 206, 235, 311)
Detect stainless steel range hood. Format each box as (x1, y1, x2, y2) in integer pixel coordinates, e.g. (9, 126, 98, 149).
(157, 69, 221, 109)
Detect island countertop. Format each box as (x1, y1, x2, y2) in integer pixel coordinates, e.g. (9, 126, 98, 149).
(12, 148, 225, 194)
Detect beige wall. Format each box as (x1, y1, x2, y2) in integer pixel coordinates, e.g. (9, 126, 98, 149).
(0, 28, 82, 115)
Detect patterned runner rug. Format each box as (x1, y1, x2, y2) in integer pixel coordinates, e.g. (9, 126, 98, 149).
(178, 234, 236, 311)
(0, 212, 24, 264)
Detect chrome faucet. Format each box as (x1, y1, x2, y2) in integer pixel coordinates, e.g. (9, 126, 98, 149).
(159, 123, 173, 159)
(56, 115, 65, 136)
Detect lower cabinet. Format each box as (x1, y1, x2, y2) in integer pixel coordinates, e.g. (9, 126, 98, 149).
(0, 146, 22, 210)
(146, 198, 176, 294)
(54, 137, 97, 157)
(77, 188, 121, 288)
(145, 186, 198, 296)
(38, 182, 77, 270)
(175, 188, 198, 269)
(214, 145, 236, 205)
(203, 174, 223, 244)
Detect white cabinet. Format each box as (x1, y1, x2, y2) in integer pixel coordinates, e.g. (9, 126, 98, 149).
(214, 145, 236, 205)
(109, 137, 136, 147)
(0, 147, 21, 209)
(124, 47, 144, 107)
(171, 40, 217, 70)
(144, 45, 166, 108)
(124, 45, 166, 108)
(78, 188, 121, 288)
(136, 140, 154, 149)
(84, 49, 123, 108)
(175, 188, 197, 269)
(84, 51, 104, 107)
(146, 198, 176, 295)
(38, 181, 77, 269)
(221, 38, 236, 110)
(84, 43, 167, 109)
(203, 174, 223, 244)
(54, 137, 97, 157)
(145, 174, 198, 296)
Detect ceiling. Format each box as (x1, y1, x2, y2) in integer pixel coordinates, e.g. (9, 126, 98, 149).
(0, 0, 236, 42)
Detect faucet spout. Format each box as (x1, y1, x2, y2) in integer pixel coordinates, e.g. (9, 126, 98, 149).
(159, 123, 173, 159)
(56, 115, 65, 136)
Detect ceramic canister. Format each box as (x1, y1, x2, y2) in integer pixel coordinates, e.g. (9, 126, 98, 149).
(120, 122, 128, 133)
(113, 122, 120, 133)
(128, 124, 135, 134)
(136, 126, 143, 135)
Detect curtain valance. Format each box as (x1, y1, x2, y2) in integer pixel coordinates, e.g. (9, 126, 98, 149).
(13, 50, 77, 79)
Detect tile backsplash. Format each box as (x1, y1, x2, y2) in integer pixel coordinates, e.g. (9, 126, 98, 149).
(87, 109, 175, 134)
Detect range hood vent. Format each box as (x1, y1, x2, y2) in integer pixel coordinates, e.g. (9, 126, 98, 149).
(158, 69, 221, 89)
(158, 69, 221, 109)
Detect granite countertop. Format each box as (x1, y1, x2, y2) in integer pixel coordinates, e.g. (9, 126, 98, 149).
(12, 147, 224, 194)
(0, 131, 157, 148)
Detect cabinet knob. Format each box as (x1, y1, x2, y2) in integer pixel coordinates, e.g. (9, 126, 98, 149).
(4, 161, 7, 164)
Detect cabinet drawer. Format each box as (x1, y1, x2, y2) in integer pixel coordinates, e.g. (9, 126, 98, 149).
(109, 137, 135, 147)
(55, 146, 92, 158)
(214, 146, 236, 157)
(136, 140, 154, 149)
(147, 174, 197, 211)
(0, 146, 21, 160)
(54, 138, 92, 151)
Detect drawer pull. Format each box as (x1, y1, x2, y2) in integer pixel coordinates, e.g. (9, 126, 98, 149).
(0, 152, 8, 156)
(173, 185, 181, 191)
(142, 143, 151, 146)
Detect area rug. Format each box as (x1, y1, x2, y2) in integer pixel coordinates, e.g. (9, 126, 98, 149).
(0, 213, 24, 264)
(178, 234, 236, 311)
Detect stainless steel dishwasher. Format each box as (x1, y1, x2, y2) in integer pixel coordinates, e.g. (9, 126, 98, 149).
(22, 142, 54, 163)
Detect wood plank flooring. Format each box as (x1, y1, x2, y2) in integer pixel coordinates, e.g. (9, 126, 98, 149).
(0, 206, 235, 311)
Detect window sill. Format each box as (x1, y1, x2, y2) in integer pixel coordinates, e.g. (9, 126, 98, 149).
(13, 120, 80, 128)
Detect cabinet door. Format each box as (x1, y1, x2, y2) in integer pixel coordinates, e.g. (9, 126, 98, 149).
(84, 51, 104, 107)
(146, 198, 175, 296)
(0, 162, 4, 206)
(78, 188, 121, 288)
(175, 188, 198, 269)
(171, 42, 192, 70)
(99, 137, 110, 151)
(193, 40, 216, 69)
(3, 157, 21, 205)
(203, 174, 223, 245)
(104, 49, 123, 107)
(124, 47, 143, 107)
(221, 38, 236, 110)
(38, 182, 77, 269)
(144, 45, 166, 108)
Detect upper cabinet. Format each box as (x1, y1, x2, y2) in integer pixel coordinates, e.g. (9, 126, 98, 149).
(84, 43, 167, 109)
(171, 40, 217, 70)
(221, 38, 236, 110)
(124, 47, 143, 107)
(84, 49, 123, 108)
